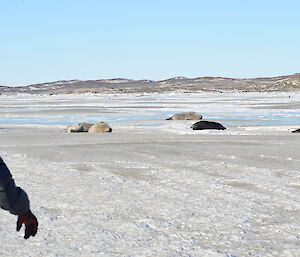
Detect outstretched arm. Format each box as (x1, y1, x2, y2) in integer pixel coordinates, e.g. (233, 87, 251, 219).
(0, 157, 30, 215)
(0, 157, 38, 239)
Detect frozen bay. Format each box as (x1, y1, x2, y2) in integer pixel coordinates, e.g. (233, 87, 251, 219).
(0, 92, 299, 127)
(0, 92, 299, 256)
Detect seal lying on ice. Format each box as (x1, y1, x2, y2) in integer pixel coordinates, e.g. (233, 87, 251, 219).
(63, 122, 93, 133)
(79, 122, 94, 132)
(191, 121, 226, 130)
(292, 128, 300, 133)
(166, 111, 202, 120)
(63, 122, 111, 133)
(88, 122, 112, 133)
(65, 123, 84, 133)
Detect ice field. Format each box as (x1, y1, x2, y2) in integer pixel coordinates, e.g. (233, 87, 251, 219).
(0, 92, 299, 256)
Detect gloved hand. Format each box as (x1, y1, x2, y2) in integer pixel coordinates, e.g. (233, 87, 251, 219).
(16, 211, 38, 239)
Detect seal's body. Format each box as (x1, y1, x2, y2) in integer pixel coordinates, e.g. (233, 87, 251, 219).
(88, 122, 112, 133)
(79, 122, 94, 132)
(166, 111, 202, 120)
(191, 121, 226, 130)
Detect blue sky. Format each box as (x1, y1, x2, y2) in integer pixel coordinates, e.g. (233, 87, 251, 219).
(0, 0, 299, 85)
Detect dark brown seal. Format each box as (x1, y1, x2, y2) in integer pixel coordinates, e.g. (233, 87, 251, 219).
(191, 121, 226, 130)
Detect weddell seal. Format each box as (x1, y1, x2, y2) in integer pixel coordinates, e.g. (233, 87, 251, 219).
(166, 111, 203, 120)
(79, 122, 94, 132)
(88, 122, 112, 133)
(191, 121, 226, 130)
(62, 122, 93, 133)
(292, 128, 300, 133)
(64, 123, 85, 133)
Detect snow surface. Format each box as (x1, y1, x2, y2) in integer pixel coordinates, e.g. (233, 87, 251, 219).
(0, 92, 299, 256)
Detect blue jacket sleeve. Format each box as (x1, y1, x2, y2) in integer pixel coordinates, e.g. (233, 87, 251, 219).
(0, 157, 30, 216)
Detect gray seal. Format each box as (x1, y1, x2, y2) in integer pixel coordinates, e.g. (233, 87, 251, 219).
(79, 122, 94, 132)
(65, 123, 84, 133)
(62, 122, 93, 133)
(166, 111, 202, 120)
(191, 121, 226, 130)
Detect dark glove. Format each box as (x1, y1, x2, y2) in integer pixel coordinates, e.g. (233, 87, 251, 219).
(16, 211, 38, 239)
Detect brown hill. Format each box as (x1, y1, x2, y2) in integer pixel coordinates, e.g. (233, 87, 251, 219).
(1, 73, 299, 95)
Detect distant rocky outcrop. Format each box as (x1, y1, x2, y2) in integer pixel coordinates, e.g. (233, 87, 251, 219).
(1, 73, 299, 95)
(166, 111, 203, 120)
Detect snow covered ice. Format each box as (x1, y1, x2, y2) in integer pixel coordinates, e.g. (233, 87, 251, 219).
(0, 92, 299, 256)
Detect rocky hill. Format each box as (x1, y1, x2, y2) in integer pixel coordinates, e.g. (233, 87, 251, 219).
(1, 73, 299, 94)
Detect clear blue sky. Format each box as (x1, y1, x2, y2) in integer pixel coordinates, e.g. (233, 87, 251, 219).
(0, 0, 299, 85)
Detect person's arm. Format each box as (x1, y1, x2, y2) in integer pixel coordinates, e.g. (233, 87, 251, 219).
(0, 157, 38, 239)
(0, 157, 30, 215)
